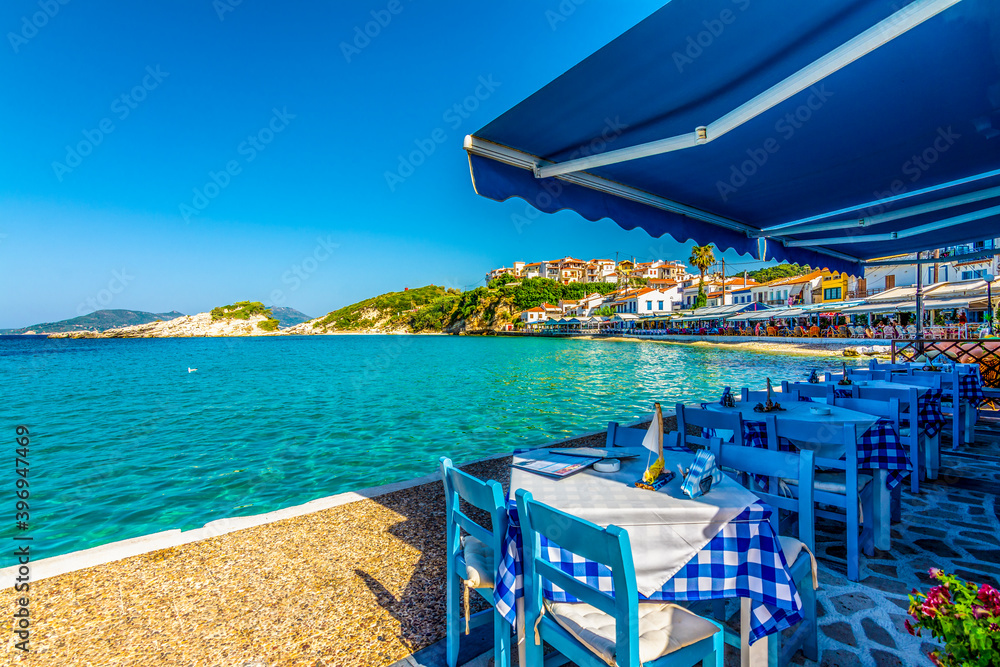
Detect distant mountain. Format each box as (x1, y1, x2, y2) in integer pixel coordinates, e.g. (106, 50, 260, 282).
(1, 309, 185, 334)
(267, 306, 312, 328)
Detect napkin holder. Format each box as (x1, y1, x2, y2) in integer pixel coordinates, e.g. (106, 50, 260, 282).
(680, 450, 723, 499)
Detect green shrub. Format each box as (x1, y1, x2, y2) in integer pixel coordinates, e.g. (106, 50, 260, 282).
(257, 318, 280, 331)
(211, 301, 271, 321)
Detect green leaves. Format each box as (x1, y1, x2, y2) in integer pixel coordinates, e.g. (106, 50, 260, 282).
(909, 570, 1000, 666)
(210, 301, 272, 321)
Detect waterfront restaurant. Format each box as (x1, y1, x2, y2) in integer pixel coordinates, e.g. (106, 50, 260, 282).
(453, 1, 1000, 666)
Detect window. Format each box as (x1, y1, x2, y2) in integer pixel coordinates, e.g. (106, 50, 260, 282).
(646, 300, 653, 311)
(824, 287, 842, 300)
(657, 300, 663, 310)
(885, 274, 895, 289)
(962, 269, 986, 280)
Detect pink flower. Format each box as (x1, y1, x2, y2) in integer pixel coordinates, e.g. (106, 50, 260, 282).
(929, 567, 944, 579)
(970, 604, 989, 620)
(904, 618, 916, 635)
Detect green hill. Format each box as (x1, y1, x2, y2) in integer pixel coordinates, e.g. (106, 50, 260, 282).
(1, 309, 185, 334)
(308, 279, 618, 333)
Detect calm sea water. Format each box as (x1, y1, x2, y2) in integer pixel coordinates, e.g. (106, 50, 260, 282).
(1, 335, 846, 558)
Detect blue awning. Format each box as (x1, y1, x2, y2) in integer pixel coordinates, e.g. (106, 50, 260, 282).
(466, 0, 1000, 275)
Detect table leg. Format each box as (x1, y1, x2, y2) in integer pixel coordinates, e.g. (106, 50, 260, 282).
(516, 598, 526, 667)
(874, 470, 891, 551)
(963, 404, 975, 444)
(740, 598, 774, 667)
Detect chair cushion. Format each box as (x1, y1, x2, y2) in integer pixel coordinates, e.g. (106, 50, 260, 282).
(783, 472, 872, 494)
(544, 600, 719, 666)
(462, 536, 494, 588)
(813, 471, 872, 494)
(778, 536, 803, 565)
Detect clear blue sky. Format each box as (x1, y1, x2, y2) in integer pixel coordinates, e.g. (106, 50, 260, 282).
(0, 0, 772, 328)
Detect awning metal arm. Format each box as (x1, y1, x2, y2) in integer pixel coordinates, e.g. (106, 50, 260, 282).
(763, 167, 1000, 232)
(862, 248, 1000, 267)
(783, 203, 1000, 246)
(750, 185, 1000, 238)
(533, 0, 960, 180)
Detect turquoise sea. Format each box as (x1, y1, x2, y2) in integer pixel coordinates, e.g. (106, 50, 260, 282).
(1, 335, 845, 559)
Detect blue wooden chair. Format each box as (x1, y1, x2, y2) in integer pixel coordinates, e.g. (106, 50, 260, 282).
(708, 439, 818, 664)
(764, 419, 874, 581)
(782, 382, 835, 403)
(909, 368, 963, 448)
(854, 385, 923, 492)
(515, 489, 724, 667)
(888, 374, 943, 481)
(439, 457, 511, 667)
(675, 403, 744, 450)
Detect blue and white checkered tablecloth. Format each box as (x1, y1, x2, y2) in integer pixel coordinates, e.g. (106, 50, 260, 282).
(495, 496, 802, 644)
(709, 418, 911, 490)
(959, 374, 986, 407)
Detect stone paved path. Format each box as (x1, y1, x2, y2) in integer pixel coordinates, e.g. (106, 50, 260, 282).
(778, 408, 1000, 667)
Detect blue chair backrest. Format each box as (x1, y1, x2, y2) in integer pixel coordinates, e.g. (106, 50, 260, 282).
(869, 359, 910, 372)
(783, 381, 835, 402)
(855, 385, 918, 414)
(743, 388, 800, 403)
(440, 457, 507, 582)
(606, 422, 647, 448)
(764, 418, 858, 472)
(847, 368, 890, 381)
(516, 489, 641, 664)
(833, 396, 900, 427)
(891, 373, 942, 391)
(675, 403, 744, 448)
(910, 366, 960, 391)
(709, 439, 815, 552)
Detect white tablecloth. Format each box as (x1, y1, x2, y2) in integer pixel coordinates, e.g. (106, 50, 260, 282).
(510, 450, 757, 596)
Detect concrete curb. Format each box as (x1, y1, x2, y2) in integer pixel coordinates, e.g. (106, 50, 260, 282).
(1, 416, 660, 584)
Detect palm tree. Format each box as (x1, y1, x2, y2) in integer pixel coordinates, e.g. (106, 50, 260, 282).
(689, 244, 715, 308)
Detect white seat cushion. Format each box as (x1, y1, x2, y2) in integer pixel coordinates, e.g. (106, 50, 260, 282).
(461, 536, 494, 588)
(783, 472, 872, 494)
(778, 535, 803, 565)
(544, 600, 719, 666)
(813, 471, 872, 494)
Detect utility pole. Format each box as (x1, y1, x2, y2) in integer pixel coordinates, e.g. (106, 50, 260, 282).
(720, 258, 726, 304)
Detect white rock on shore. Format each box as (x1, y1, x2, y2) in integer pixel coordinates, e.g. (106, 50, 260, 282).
(48, 312, 280, 338)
